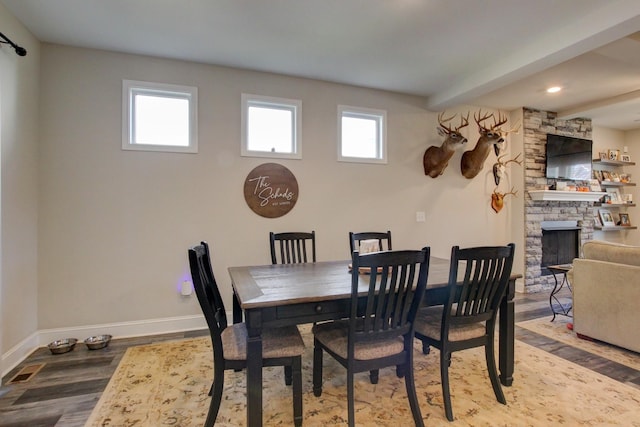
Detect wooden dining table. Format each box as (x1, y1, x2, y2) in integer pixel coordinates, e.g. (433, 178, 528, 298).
(229, 257, 519, 427)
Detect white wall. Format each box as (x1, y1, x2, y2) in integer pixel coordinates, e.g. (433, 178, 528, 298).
(36, 44, 517, 333)
(0, 2, 40, 376)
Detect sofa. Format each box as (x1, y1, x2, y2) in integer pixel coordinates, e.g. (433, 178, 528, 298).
(571, 240, 640, 353)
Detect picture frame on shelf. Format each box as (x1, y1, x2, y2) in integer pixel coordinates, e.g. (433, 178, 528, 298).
(599, 152, 607, 161)
(606, 187, 622, 203)
(619, 212, 631, 226)
(593, 210, 602, 226)
(593, 170, 604, 181)
(601, 171, 612, 181)
(608, 149, 620, 161)
(599, 209, 615, 227)
(588, 179, 602, 192)
(623, 193, 633, 204)
(621, 154, 631, 162)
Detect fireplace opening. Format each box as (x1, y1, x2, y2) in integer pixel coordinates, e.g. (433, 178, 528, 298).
(541, 221, 581, 276)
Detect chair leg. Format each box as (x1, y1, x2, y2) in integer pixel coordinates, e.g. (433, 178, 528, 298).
(313, 339, 323, 397)
(284, 365, 292, 385)
(291, 357, 303, 427)
(485, 341, 506, 404)
(206, 365, 225, 427)
(369, 369, 379, 384)
(347, 370, 355, 427)
(396, 364, 405, 378)
(440, 351, 454, 422)
(421, 341, 431, 355)
(404, 353, 425, 427)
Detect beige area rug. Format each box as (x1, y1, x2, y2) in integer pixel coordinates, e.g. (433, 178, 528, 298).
(517, 316, 640, 371)
(85, 325, 640, 427)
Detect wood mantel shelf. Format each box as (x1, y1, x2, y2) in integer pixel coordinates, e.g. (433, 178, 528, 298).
(528, 190, 606, 202)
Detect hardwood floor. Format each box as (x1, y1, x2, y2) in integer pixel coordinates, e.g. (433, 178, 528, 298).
(1, 290, 638, 427)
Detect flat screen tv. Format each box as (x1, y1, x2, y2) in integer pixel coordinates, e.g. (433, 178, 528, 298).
(545, 134, 593, 181)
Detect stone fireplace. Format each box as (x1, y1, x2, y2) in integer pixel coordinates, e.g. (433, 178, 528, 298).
(523, 108, 595, 292)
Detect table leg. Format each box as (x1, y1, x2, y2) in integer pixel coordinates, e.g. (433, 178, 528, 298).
(498, 278, 515, 386)
(232, 290, 242, 324)
(245, 311, 263, 427)
(549, 270, 572, 320)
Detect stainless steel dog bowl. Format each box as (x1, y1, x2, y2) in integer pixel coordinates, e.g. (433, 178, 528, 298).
(48, 338, 77, 354)
(84, 334, 112, 350)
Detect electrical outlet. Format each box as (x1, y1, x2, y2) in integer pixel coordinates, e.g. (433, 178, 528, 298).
(181, 280, 192, 296)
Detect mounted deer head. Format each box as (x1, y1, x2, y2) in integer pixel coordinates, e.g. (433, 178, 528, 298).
(461, 110, 516, 179)
(423, 111, 469, 178)
(493, 120, 521, 156)
(491, 186, 518, 213)
(492, 153, 523, 186)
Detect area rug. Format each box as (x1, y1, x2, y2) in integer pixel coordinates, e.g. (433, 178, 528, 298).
(85, 326, 640, 427)
(517, 316, 640, 371)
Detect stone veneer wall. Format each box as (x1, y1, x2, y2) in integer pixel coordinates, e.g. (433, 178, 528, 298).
(523, 108, 595, 292)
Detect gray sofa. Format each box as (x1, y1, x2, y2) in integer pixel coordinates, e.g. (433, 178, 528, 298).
(571, 240, 640, 353)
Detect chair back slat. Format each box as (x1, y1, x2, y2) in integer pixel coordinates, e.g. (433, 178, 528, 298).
(188, 242, 227, 353)
(270, 231, 316, 264)
(350, 248, 430, 346)
(349, 231, 392, 254)
(447, 244, 515, 326)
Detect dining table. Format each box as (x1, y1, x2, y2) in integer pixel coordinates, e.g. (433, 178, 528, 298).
(228, 257, 519, 427)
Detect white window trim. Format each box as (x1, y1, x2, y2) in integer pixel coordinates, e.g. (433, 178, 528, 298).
(337, 105, 387, 164)
(241, 93, 302, 160)
(122, 80, 198, 153)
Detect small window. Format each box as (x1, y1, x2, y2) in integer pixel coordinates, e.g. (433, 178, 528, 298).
(241, 94, 302, 159)
(338, 105, 387, 164)
(122, 80, 198, 153)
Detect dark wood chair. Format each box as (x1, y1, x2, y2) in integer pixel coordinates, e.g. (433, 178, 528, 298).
(414, 243, 515, 421)
(349, 230, 392, 254)
(312, 247, 431, 427)
(270, 231, 316, 264)
(188, 241, 305, 427)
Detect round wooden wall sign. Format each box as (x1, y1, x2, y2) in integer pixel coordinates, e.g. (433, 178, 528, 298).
(243, 163, 299, 218)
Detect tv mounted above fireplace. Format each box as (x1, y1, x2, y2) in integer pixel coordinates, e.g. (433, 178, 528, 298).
(545, 134, 593, 181)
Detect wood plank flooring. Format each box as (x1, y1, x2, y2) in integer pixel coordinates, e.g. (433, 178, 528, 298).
(1, 290, 638, 427)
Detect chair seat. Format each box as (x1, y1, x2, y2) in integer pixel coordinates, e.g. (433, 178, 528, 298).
(415, 306, 486, 342)
(221, 323, 305, 360)
(312, 320, 404, 360)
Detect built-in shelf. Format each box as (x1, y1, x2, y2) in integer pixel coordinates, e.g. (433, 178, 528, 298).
(528, 190, 606, 202)
(594, 202, 635, 207)
(594, 225, 638, 231)
(593, 159, 636, 166)
(599, 181, 635, 187)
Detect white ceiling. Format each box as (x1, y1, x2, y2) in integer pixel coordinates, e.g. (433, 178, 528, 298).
(3, 0, 640, 130)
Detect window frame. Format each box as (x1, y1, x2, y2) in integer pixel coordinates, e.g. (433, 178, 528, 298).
(241, 93, 302, 160)
(122, 79, 198, 153)
(337, 105, 387, 164)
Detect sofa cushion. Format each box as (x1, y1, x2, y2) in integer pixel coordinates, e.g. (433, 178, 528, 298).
(582, 240, 640, 267)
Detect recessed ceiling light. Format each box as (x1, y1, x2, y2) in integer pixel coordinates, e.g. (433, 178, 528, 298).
(546, 86, 562, 94)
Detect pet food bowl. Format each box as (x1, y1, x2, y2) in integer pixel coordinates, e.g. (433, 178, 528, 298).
(48, 338, 78, 355)
(84, 334, 112, 350)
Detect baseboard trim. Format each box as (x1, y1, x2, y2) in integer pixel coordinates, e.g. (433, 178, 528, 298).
(2, 315, 206, 378)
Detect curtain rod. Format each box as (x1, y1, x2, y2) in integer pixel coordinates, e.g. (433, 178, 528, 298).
(0, 32, 27, 56)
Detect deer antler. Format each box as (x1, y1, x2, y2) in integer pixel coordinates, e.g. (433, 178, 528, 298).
(497, 153, 523, 167)
(474, 109, 494, 130)
(491, 112, 508, 130)
(493, 186, 518, 197)
(438, 111, 469, 135)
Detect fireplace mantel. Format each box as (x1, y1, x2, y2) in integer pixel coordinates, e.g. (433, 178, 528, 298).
(528, 190, 605, 202)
